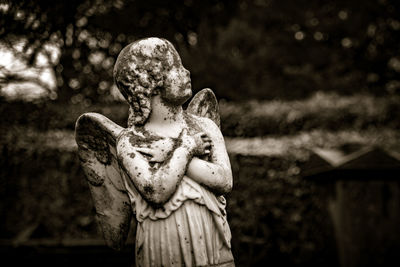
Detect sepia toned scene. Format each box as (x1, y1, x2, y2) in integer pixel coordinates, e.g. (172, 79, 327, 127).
(1, 0, 400, 266)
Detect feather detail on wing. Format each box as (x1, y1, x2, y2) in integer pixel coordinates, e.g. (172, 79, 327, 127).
(75, 112, 132, 250)
(186, 88, 221, 128)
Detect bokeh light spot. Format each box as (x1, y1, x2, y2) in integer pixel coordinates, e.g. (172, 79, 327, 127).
(341, 37, 352, 48)
(313, 31, 323, 41)
(294, 31, 305, 41)
(68, 78, 80, 90)
(309, 18, 319, 26)
(188, 32, 198, 46)
(76, 17, 88, 28)
(338, 10, 348, 20)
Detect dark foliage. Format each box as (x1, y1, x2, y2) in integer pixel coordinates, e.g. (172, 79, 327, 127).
(2, 0, 400, 102)
(0, 146, 337, 266)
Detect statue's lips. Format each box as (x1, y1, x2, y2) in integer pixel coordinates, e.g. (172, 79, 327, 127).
(182, 82, 192, 91)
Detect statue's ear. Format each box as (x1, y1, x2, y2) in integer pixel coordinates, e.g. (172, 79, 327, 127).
(186, 88, 220, 128)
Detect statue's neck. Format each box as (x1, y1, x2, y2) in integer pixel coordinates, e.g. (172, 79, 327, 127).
(144, 95, 185, 137)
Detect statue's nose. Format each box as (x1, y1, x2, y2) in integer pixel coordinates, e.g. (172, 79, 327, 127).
(183, 68, 190, 80)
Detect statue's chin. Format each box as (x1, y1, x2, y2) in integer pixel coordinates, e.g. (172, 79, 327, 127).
(163, 89, 192, 106)
(183, 89, 193, 102)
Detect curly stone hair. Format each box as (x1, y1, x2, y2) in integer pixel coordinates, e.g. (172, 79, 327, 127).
(113, 38, 177, 126)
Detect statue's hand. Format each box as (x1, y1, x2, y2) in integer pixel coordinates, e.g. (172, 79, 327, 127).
(180, 129, 211, 157)
(194, 132, 211, 157)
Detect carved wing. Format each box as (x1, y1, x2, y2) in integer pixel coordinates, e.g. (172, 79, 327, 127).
(75, 112, 132, 250)
(186, 88, 220, 128)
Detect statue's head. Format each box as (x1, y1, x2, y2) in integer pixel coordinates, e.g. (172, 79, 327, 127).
(114, 37, 192, 126)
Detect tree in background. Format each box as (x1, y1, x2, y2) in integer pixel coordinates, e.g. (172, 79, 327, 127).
(1, 0, 400, 103)
(192, 0, 400, 100)
(0, 0, 236, 104)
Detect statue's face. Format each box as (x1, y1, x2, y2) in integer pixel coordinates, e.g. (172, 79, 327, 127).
(161, 47, 192, 105)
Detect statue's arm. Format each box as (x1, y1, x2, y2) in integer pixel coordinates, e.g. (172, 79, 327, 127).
(117, 130, 196, 205)
(186, 117, 233, 195)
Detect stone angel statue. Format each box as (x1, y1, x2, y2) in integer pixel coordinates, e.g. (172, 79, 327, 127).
(75, 38, 234, 267)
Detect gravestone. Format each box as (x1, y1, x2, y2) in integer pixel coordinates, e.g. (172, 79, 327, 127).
(303, 144, 400, 267)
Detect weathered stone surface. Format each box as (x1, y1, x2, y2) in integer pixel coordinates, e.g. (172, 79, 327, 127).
(76, 38, 235, 266)
(75, 112, 132, 250)
(187, 88, 221, 128)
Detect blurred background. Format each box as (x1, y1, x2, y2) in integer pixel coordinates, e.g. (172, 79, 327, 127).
(1, 0, 400, 266)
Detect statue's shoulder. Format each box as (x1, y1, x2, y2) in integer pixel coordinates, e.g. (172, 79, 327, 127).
(116, 126, 149, 148)
(117, 126, 169, 152)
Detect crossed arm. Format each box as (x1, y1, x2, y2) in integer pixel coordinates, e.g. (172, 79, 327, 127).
(117, 130, 195, 205)
(186, 117, 233, 195)
(116, 118, 232, 206)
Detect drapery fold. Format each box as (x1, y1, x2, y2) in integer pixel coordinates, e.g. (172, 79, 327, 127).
(123, 175, 234, 267)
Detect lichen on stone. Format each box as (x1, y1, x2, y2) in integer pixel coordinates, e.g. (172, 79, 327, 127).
(84, 165, 105, 186)
(113, 38, 182, 127)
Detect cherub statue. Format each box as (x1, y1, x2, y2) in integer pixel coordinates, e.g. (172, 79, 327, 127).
(75, 38, 234, 267)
